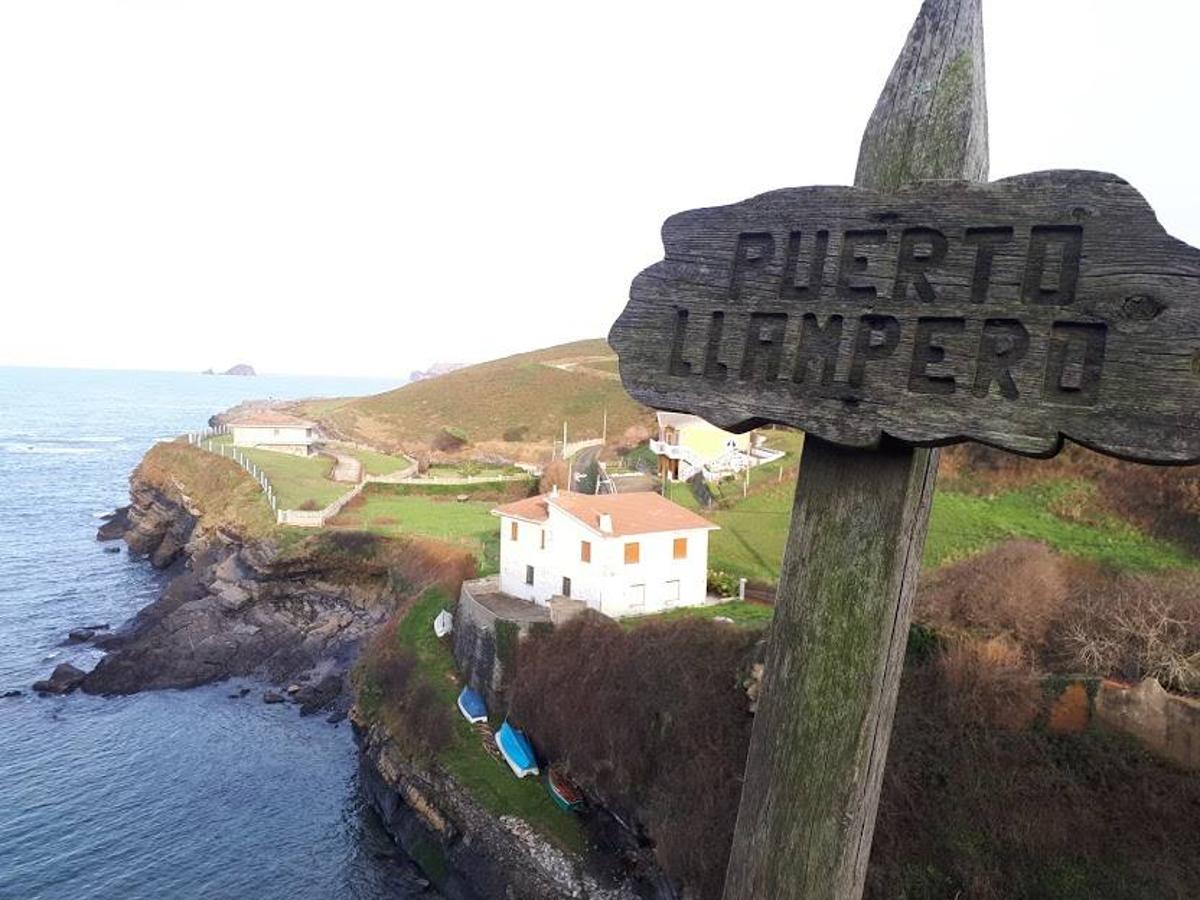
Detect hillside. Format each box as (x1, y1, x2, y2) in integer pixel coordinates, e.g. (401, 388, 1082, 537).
(292, 338, 654, 457)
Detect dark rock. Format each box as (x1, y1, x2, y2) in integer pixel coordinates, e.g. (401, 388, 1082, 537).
(262, 691, 285, 704)
(67, 629, 95, 643)
(297, 674, 343, 716)
(326, 710, 347, 724)
(2, 690, 22, 699)
(103, 546, 122, 555)
(150, 534, 185, 569)
(83, 624, 111, 631)
(82, 476, 402, 698)
(96, 507, 131, 542)
(33, 663, 88, 695)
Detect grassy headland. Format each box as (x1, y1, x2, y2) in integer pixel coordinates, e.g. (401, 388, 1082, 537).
(290, 338, 654, 456)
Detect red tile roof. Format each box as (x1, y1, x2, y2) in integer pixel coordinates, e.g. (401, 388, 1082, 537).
(493, 491, 717, 537)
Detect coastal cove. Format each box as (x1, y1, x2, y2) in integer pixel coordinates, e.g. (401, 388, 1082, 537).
(0, 367, 428, 900)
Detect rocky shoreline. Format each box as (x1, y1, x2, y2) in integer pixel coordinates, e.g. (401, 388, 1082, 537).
(38, 460, 666, 899)
(51, 471, 401, 713)
(354, 711, 671, 900)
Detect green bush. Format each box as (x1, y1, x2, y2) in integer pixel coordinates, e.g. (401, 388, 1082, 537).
(707, 569, 740, 598)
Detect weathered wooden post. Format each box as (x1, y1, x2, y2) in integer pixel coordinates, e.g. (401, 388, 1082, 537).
(610, 0, 1200, 896)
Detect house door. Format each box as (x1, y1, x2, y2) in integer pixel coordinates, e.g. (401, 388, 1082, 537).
(561, 576, 572, 598)
(664, 580, 680, 608)
(624, 584, 645, 614)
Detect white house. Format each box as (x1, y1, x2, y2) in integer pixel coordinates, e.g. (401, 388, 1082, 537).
(228, 411, 317, 456)
(491, 488, 718, 618)
(650, 412, 783, 482)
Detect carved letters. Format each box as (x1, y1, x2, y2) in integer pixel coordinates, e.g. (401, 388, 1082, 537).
(610, 171, 1200, 463)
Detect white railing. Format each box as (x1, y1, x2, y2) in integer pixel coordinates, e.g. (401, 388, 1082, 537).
(186, 426, 280, 515)
(650, 438, 706, 470)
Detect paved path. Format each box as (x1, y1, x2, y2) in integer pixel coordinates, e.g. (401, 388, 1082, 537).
(327, 450, 363, 484)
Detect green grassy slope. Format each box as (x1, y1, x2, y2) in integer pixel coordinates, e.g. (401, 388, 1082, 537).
(672, 469, 1196, 586)
(294, 339, 654, 452)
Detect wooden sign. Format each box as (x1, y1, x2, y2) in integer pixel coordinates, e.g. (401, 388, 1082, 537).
(610, 171, 1200, 463)
(610, 1, 1197, 899)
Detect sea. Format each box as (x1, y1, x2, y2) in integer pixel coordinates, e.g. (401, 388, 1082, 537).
(0, 367, 426, 900)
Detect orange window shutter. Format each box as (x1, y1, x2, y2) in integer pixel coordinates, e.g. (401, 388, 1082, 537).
(625, 542, 640, 565)
(510, 521, 518, 541)
(581, 541, 591, 563)
(674, 537, 687, 559)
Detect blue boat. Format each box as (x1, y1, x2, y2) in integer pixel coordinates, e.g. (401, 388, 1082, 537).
(457, 686, 488, 724)
(495, 721, 539, 778)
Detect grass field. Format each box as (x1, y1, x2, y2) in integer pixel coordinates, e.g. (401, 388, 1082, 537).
(668, 472, 1195, 585)
(631, 600, 775, 630)
(221, 442, 349, 510)
(340, 446, 412, 476)
(331, 488, 500, 574)
(393, 589, 586, 852)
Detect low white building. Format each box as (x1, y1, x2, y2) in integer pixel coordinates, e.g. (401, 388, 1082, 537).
(228, 411, 317, 456)
(491, 488, 718, 618)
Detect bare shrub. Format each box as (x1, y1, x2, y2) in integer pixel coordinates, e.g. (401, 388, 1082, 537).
(538, 459, 569, 493)
(616, 424, 651, 453)
(298, 499, 321, 511)
(508, 614, 757, 900)
(431, 427, 468, 452)
(917, 540, 1078, 650)
(871, 656, 1200, 899)
(1056, 571, 1200, 692)
(937, 636, 1040, 731)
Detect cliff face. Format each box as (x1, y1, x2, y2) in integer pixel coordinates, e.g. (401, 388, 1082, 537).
(353, 711, 667, 900)
(86, 471, 400, 708)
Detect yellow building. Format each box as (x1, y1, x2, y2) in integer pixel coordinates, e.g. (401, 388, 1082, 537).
(650, 412, 778, 482)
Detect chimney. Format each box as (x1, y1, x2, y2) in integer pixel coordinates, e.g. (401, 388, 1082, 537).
(598, 513, 613, 534)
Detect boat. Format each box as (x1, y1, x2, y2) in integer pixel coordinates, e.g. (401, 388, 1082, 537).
(457, 686, 488, 724)
(547, 765, 585, 812)
(433, 609, 453, 638)
(495, 721, 539, 778)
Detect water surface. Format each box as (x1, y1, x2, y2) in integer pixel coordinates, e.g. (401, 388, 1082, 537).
(0, 367, 422, 899)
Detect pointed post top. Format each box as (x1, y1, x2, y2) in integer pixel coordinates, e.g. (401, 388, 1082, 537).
(855, 0, 988, 191)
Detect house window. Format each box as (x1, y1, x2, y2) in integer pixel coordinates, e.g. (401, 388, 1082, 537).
(510, 521, 519, 542)
(562, 576, 571, 598)
(525, 565, 535, 585)
(673, 537, 688, 560)
(580, 541, 591, 563)
(624, 542, 640, 565)
(540, 529, 546, 550)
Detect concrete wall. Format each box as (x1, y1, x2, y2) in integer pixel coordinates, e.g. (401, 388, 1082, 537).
(232, 424, 313, 452)
(1095, 677, 1200, 771)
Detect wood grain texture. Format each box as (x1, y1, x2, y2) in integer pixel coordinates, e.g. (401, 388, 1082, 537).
(716, 1, 986, 898)
(722, 437, 938, 899)
(609, 170, 1200, 464)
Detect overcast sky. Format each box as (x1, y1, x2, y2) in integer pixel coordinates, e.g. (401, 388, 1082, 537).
(1, 1, 1198, 377)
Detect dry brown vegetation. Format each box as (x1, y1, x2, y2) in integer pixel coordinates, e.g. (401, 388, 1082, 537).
(135, 440, 277, 539)
(872, 656, 1200, 899)
(508, 614, 758, 900)
(503, 608, 1200, 899)
(918, 539, 1200, 693)
(292, 339, 655, 455)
